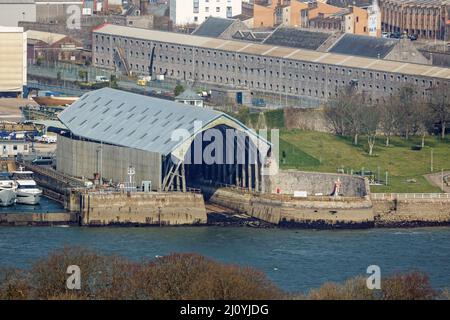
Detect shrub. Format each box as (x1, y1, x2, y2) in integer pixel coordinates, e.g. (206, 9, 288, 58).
(305, 271, 437, 300)
(0, 248, 284, 300)
(379, 271, 437, 300)
(306, 276, 375, 300)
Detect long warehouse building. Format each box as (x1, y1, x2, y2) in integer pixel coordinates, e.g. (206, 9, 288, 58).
(92, 24, 450, 105)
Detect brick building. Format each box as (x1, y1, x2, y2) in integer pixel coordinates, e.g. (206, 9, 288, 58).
(379, 0, 450, 39)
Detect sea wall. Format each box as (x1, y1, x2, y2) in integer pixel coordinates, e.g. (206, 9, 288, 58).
(373, 198, 450, 227)
(80, 192, 207, 226)
(205, 186, 374, 228)
(265, 170, 368, 197)
(0, 212, 76, 226)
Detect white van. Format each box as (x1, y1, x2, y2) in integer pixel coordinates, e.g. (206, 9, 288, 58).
(41, 135, 57, 144)
(95, 76, 109, 82)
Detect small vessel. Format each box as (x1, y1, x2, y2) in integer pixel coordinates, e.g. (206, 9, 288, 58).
(0, 172, 17, 207)
(32, 91, 79, 106)
(11, 167, 42, 205)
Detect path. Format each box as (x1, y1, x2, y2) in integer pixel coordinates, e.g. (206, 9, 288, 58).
(424, 171, 450, 193)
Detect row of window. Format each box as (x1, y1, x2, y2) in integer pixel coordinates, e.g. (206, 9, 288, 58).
(94, 34, 444, 89)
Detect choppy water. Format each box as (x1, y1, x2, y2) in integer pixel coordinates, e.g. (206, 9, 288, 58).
(0, 226, 449, 292)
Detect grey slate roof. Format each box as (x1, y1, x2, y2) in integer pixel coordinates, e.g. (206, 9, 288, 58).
(192, 17, 236, 38)
(58, 88, 224, 156)
(328, 34, 398, 59)
(232, 30, 271, 42)
(263, 28, 332, 51)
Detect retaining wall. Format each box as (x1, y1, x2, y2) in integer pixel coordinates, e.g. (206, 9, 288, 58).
(373, 198, 450, 227)
(0, 212, 76, 226)
(205, 186, 374, 228)
(264, 170, 368, 197)
(80, 192, 207, 226)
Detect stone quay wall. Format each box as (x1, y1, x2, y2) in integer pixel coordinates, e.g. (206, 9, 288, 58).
(80, 192, 207, 226)
(373, 197, 450, 227)
(265, 170, 369, 197)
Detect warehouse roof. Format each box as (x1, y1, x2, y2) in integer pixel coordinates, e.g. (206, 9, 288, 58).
(192, 17, 236, 38)
(263, 28, 332, 51)
(58, 88, 267, 157)
(232, 30, 270, 42)
(328, 33, 398, 59)
(27, 30, 67, 45)
(94, 24, 450, 79)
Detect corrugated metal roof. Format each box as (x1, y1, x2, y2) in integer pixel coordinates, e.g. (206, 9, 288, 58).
(94, 24, 450, 79)
(58, 88, 228, 156)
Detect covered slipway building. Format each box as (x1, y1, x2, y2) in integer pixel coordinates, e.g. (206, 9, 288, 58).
(57, 88, 271, 192)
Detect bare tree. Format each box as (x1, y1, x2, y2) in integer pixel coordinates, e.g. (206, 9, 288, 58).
(361, 104, 380, 156)
(324, 92, 347, 136)
(324, 86, 366, 145)
(343, 92, 366, 145)
(428, 83, 450, 139)
(395, 86, 422, 140)
(379, 95, 400, 146)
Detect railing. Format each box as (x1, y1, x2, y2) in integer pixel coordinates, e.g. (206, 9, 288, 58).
(371, 193, 450, 200)
(18, 161, 86, 188)
(74, 185, 202, 195)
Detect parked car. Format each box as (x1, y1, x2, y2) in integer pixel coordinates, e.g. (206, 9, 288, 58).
(31, 156, 54, 165)
(408, 34, 418, 41)
(390, 32, 401, 39)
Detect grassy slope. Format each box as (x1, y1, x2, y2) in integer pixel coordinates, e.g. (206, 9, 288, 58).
(278, 130, 450, 193)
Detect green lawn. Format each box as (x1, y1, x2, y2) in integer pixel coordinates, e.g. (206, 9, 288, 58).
(278, 130, 450, 193)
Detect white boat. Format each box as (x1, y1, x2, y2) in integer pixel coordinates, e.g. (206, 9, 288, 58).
(11, 168, 42, 205)
(0, 173, 17, 207)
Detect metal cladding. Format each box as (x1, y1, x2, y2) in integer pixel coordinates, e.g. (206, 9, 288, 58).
(58, 88, 269, 157)
(58, 88, 221, 156)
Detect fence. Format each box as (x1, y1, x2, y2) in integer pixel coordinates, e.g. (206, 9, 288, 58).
(371, 193, 450, 200)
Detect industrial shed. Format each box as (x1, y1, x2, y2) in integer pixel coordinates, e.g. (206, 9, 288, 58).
(57, 88, 271, 192)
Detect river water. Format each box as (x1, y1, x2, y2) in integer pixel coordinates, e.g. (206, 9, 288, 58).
(0, 225, 449, 292)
